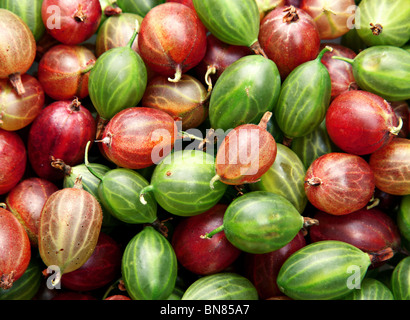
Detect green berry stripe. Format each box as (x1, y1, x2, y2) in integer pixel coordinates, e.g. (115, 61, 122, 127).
(344, 278, 394, 300)
(122, 226, 177, 300)
(250, 143, 307, 213)
(116, 0, 165, 17)
(277, 240, 372, 300)
(98, 168, 157, 224)
(357, 0, 410, 47)
(192, 0, 260, 47)
(142, 150, 227, 217)
(222, 191, 304, 254)
(181, 272, 259, 300)
(391, 256, 410, 300)
(274, 47, 332, 139)
(209, 55, 281, 131)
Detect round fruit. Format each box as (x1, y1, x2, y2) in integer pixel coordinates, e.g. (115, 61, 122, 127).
(95, 12, 143, 57)
(319, 43, 357, 101)
(140, 149, 228, 217)
(0, 74, 45, 132)
(171, 204, 241, 275)
(61, 233, 122, 292)
(259, 5, 321, 79)
(0, 128, 27, 195)
(38, 178, 103, 283)
(0, 8, 36, 95)
(333, 45, 410, 101)
(369, 138, 410, 196)
(304, 152, 375, 215)
(193, 0, 264, 54)
(37, 44, 96, 100)
(326, 90, 401, 155)
(208, 55, 281, 131)
(250, 143, 307, 213)
(122, 226, 177, 300)
(181, 272, 259, 300)
(27, 98, 96, 181)
(356, 0, 410, 47)
(277, 240, 372, 300)
(244, 231, 306, 299)
(137, 2, 207, 82)
(0, 207, 31, 290)
(203, 191, 309, 254)
(212, 112, 277, 186)
(99, 107, 177, 169)
(0, 0, 45, 41)
(309, 208, 401, 265)
(301, 0, 356, 40)
(41, 0, 102, 45)
(141, 74, 209, 130)
(5, 177, 59, 246)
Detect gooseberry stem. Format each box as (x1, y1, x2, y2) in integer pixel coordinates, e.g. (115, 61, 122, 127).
(390, 117, 403, 136)
(84, 140, 105, 181)
(200, 224, 224, 239)
(332, 56, 355, 65)
(168, 65, 182, 82)
(127, 20, 140, 48)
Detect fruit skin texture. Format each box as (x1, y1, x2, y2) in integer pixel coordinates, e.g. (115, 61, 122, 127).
(171, 204, 241, 275)
(61, 233, 122, 292)
(274, 46, 331, 140)
(319, 43, 357, 101)
(122, 226, 177, 300)
(0, 207, 31, 290)
(301, 0, 356, 40)
(250, 143, 307, 213)
(209, 55, 281, 132)
(27, 99, 96, 181)
(88, 35, 147, 121)
(95, 12, 143, 57)
(304, 152, 375, 215)
(0, 128, 27, 195)
(41, 0, 102, 45)
(181, 272, 259, 300)
(343, 277, 394, 300)
(309, 208, 401, 265)
(244, 231, 306, 299)
(214, 112, 277, 186)
(398, 195, 410, 242)
(194, 34, 252, 90)
(137, 3, 207, 80)
(5, 177, 59, 246)
(142, 74, 209, 130)
(369, 138, 410, 196)
(0, 74, 45, 131)
(356, 0, 410, 47)
(0, 9, 36, 81)
(258, 5, 321, 79)
(221, 191, 304, 254)
(326, 90, 400, 155)
(276, 240, 372, 300)
(37, 44, 96, 101)
(336, 46, 410, 102)
(192, 0, 261, 48)
(38, 182, 103, 276)
(100, 107, 177, 169)
(143, 150, 228, 217)
(0, 0, 46, 41)
(391, 256, 410, 300)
